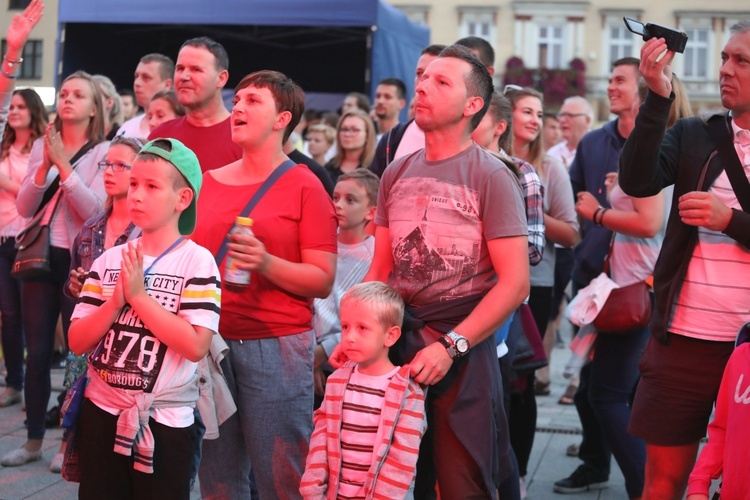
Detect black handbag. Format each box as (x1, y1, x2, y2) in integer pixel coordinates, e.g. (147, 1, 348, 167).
(11, 142, 97, 280)
(11, 195, 62, 280)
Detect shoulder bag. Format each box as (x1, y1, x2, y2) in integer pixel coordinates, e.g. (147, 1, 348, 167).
(11, 142, 98, 280)
(593, 237, 652, 335)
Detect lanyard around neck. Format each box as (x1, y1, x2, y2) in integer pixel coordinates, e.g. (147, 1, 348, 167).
(143, 237, 184, 277)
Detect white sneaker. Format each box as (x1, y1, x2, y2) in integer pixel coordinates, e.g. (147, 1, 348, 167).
(0, 387, 22, 407)
(50, 452, 64, 473)
(1, 447, 42, 467)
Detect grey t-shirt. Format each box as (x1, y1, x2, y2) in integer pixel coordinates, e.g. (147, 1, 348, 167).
(376, 143, 527, 306)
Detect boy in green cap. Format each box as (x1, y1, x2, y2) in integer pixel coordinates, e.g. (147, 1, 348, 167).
(68, 138, 221, 498)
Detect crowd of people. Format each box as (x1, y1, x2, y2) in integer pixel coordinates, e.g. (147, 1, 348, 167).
(0, 1, 749, 499)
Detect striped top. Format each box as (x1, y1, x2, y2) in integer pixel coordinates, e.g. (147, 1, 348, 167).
(300, 363, 426, 500)
(72, 239, 221, 427)
(338, 367, 399, 499)
(669, 124, 750, 342)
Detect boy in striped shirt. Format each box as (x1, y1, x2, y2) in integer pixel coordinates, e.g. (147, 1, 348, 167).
(301, 282, 426, 499)
(69, 139, 221, 498)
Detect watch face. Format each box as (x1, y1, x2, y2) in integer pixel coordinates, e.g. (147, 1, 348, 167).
(456, 338, 469, 353)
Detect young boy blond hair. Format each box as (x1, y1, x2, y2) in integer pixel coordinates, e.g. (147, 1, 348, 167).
(313, 170, 379, 391)
(302, 281, 426, 499)
(68, 138, 221, 497)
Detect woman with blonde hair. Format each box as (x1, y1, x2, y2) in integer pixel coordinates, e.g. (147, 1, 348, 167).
(324, 109, 376, 185)
(92, 74, 123, 140)
(2, 67, 109, 468)
(504, 86, 579, 487)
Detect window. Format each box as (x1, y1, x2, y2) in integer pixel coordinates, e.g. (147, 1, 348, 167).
(538, 25, 564, 69)
(1, 39, 42, 79)
(458, 8, 496, 46)
(609, 25, 634, 66)
(8, 0, 31, 9)
(683, 27, 709, 79)
(397, 6, 429, 27)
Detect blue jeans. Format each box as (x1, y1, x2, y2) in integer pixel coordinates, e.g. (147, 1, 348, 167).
(575, 325, 649, 498)
(0, 237, 24, 391)
(22, 246, 74, 440)
(199, 330, 314, 500)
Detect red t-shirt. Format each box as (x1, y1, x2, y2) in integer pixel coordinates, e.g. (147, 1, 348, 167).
(191, 165, 338, 340)
(149, 116, 242, 172)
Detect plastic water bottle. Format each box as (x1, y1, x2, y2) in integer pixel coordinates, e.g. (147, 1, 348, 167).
(224, 217, 253, 292)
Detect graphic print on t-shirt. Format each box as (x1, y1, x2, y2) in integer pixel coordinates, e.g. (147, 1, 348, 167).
(388, 176, 485, 304)
(90, 268, 184, 392)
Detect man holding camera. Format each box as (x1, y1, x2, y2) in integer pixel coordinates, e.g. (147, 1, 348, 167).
(620, 21, 750, 499)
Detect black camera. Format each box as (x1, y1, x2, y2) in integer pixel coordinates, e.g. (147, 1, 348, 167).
(623, 18, 688, 54)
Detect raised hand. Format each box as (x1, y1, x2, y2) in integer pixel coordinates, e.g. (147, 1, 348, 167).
(639, 38, 675, 98)
(4, 0, 44, 54)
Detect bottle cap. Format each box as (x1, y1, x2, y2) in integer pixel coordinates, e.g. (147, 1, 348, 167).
(236, 217, 254, 226)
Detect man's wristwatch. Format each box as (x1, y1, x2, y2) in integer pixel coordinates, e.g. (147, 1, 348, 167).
(438, 330, 471, 359)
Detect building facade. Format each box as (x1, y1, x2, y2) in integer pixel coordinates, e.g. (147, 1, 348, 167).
(390, 0, 750, 116)
(0, 0, 59, 106)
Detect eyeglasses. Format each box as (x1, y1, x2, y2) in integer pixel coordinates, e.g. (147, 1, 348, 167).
(503, 84, 523, 95)
(340, 128, 365, 135)
(98, 160, 132, 172)
(557, 112, 588, 120)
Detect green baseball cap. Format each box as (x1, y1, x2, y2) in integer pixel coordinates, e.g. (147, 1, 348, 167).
(139, 138, 202, 235)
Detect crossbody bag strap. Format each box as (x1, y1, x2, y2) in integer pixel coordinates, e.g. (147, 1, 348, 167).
(214, 159, 297, 266)
(707, 115, 750, 212)
(33, 140, 99, 218)
(602, 232, 615, 276)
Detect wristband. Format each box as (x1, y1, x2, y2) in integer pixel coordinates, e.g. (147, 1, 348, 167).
(0, 68, 18, 79)
(599, 208, 609, 226)
(593, 207, 603, 225)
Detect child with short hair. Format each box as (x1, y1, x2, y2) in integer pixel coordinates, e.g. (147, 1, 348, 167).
(146, 90, 185, 132)
(301, 281, 426, 500)
(312, 169, 379, 395)
(687, 324, 750, 500)
(306, 123, 335, 166)
(68, 138, 221, 498)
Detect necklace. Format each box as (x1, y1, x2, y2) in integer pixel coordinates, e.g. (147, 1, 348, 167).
(105, 218, 129, 249)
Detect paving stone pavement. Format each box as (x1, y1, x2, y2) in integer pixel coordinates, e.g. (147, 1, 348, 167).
(0, 320, 716, 498)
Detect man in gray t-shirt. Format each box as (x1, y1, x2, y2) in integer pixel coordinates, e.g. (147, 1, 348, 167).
(362, 45, 529, 499)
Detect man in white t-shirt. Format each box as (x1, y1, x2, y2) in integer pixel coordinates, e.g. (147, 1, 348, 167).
(116, 54, 174, 138)
(547, 96, 594, 171)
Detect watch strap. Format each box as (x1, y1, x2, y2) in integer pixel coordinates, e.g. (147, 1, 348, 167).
(437, 336, 458, 358)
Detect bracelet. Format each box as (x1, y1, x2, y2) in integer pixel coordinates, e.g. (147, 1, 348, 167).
(591, 205, 604, 226)
(599, 208, 609, 225)
(3, 55, 23, 65)
(0, 67, 18, 80)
